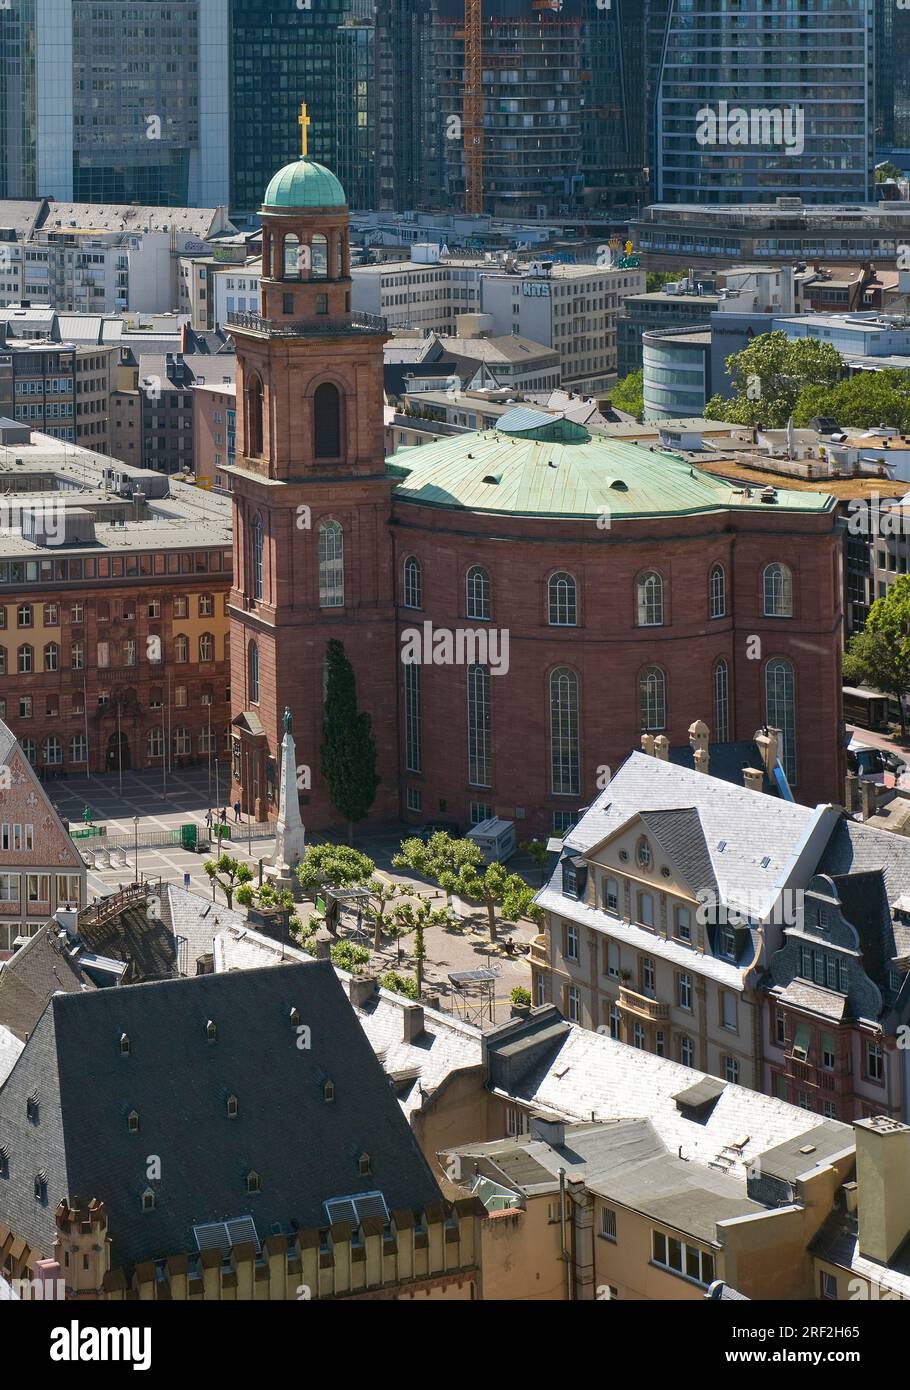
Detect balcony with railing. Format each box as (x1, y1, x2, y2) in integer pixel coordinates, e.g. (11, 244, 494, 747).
(618, 985, 669, 1023)
(227, 310, 387, 339)
(529, 934, 548, 968)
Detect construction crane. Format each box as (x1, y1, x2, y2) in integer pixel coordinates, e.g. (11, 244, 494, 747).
(462, 0, 484, 213)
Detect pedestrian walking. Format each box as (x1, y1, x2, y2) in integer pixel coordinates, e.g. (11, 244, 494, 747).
(220, 807, 227, 825)
(205, 809, 213, 831)
(233, 799, 241, 824)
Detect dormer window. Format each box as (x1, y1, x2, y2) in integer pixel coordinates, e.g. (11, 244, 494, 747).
(246, 1170, 262, 1194)
(120, 1033, 131, 1056)
(0, 1147, 9, 1179)
(227, 1095, 239, 1119)
(26, 1094, 39, 1124)
(128, 1110, 140, 1134)
(290, 1007, 301, 1027)
(561, 856, 586, 900)
(142, 1188, 156, 1211)
(206, 1020, 217, 1041)
(324, 1080, 336, 1104)
(34, 1172, 48, 1203)
(358, 1153, 372, 1177)
(719, 927, 737, 960)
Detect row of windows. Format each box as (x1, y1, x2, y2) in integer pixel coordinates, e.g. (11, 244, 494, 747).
(404, 656, 796, 790)
(399, 559, 795, 623)
(0, 873, 81, 904)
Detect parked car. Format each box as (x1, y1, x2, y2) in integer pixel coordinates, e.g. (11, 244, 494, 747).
(416, 820, 460, 843)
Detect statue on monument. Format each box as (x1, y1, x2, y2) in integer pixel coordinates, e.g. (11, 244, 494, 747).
(283, 706, 293, 736)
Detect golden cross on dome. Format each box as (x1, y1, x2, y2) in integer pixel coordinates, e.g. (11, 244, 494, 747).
(298, 102, 311, 158)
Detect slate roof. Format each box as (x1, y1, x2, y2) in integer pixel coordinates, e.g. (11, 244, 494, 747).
(0, 1026, 23, 1087)
(820, 820, 910, 959)
(812, 1209, 910, 1299)
(0, 962, 442, 1273)
(669, 739, 777, 795)
(0, 927, 95, 1042)
(774, 980, 847, 1022)
(485, 1008, 854, 1188)
(557, 752, 836, 919)
(638, 808, 719, 899)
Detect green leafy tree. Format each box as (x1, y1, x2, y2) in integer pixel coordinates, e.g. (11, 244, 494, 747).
(330, 940, 371, 974)
(296, 843, 376, 896)
(646, 270, 682, 293)
(203, 854, 253, 909)
(366, 878, 404, 951)
(705, 331, 843, 428)
(235, 880, 302, 936)
(792, 370, 910, 436)
(321, 639, 379, 841)
(389, 899, 452, 997)
(876, 162, 903, 183)
(392, 832, 483, 900)
(609, 368, 644, 421)
(520, 838, 551, 886)
(378, 970, 418, 1001)
(845, 579, 910, 736)
(439, 860, 543, 943)
(510, 986, 532, 1007)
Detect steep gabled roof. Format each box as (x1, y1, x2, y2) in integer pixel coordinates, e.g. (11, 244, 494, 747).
(0, 963, 442, 1272)
(0, 926, 95, 1042)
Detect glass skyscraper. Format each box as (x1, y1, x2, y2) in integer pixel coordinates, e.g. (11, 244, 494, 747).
(651, 0, 874, 205)
(875, 0, 910, 168)
(0, 0, 228, 207)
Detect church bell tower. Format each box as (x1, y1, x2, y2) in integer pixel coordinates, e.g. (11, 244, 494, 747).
(227, 107, 397, 828)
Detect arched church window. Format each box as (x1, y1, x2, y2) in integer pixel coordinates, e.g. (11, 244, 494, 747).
(246, 374, 263, 457)
(311, 234, 328, 280)
(314, 382, 341, 458)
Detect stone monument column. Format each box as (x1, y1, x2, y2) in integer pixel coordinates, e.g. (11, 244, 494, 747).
(266, 707, 306, 895)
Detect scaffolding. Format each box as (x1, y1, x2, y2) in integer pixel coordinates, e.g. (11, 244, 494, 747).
(448, 966, 498, 1026)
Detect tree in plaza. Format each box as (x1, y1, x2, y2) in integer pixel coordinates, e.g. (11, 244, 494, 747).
(438, 859, 543, 944)
(330, 940, 371, 975)
(378, 970, 419, 1001)
(844, 579, 910, 737)
(389, 899, 452, 998)
(520, 838, 551, 886)
(392, 832, 483, 906)
(295, 842, 376, 895)
(705, 331, 843, 428)
(321, 639, 379, 841)
(366, 878, 404, 951)
(203, 854, 254, 909)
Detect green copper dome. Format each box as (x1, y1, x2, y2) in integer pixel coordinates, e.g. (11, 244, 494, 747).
(263, 157, 347, 210)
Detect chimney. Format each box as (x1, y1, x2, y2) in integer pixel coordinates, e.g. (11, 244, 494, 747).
(313, 924, 333, 960)
(860, 778, 876, 821)
(653, 735, 670, 762)
(842, 1181, 858, 1215)
(349, 976, 378, 1008)
(845, 769, 858, 813)
(641, 733, 655, 756)
(688, 719, 710, 756)
(693, 748, 709, 775)
(855, 1116, 910, 1263)
(743, 767, 764, 793)
(402, 1002, 425, 1044)
(754, 726, 780, 774)
(246, 903, 290, 945)
(530, 1115, 565, 1148)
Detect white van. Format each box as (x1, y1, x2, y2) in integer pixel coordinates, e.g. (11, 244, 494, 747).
(467, 817, 517, 864)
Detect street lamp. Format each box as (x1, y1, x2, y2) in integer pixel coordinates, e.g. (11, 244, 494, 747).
(133, 815, 140, 885)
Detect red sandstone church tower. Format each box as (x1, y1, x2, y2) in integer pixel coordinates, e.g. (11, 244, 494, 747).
(226, 108, 397, 825)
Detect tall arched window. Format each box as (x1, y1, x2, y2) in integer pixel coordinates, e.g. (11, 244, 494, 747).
(467, 664, 491, 787)
(318, 520, 344, 607)
(314, 382, 341, 458)
(283, 233, 301, 279)
(199, 632, 214, 662)
(43, 642, 59, 672)
(174, 634, 188, 663)
(639, 666, 667, 731)
(549, 667, 580, 795)
(404, 663, 421, 773)
(766, 657, 797, 783)
(311, 233, 328, 279)
(637, 571, 664, 627)
(466, 565, 491, 620)
(709, 564, 726, 619)
(713, 658, 730, 742)
(246, 374, 263, 457)
(252, 514, 264, 600)
(548, 572, 577, 627)
(43, 736, 62, 765)
(763, 563, 793, 617)
(403, 555, 422, 609)
(336, 232, 345, 278)
(248, 641, 260, 704)
(17, 644, 32, 674)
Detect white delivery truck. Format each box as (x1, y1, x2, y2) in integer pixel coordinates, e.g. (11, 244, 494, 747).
(467, 817, 517, 864)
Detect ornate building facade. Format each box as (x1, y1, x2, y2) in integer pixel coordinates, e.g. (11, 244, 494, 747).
(227, 148, 846, 835)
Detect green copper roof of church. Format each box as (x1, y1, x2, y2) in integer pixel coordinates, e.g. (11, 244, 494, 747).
(387, 423, 836, 519)
(263, 158, 347, 210)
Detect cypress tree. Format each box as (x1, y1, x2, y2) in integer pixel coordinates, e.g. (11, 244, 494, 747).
(321, 638, 379, 840)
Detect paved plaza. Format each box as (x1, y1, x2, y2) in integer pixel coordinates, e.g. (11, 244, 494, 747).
(44, 768, 540, 1025)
